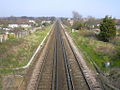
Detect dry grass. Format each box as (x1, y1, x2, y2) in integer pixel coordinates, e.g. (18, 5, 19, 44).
(66, 26, 120, 89)
(0, 26, 51, 68)
(69, 29, 119, 69)
(0, 26, 51, 90)
(2, 75, 25, 90)
(77, 30, 116, 56)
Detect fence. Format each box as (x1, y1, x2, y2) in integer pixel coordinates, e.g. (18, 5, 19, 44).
(0, 34, 8, 43)
(0, 28, 37, 43)
(0, 25, 52, 90)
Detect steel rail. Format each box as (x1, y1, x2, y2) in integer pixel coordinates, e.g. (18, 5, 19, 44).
(35, 29, 56, 90)
(57, 23, 75, 90)
(35, 46, 51, 90)
(52, 25, 58, 90)
(61, 23, 93, 90)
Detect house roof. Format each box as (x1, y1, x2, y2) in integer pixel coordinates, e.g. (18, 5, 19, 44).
(115, 19, 120, 25)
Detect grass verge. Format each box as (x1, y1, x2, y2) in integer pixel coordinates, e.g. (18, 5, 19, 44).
(65, 25, 120, 89)
(0, 26, 51, 89)
(0, 26, 51, 68)
(65, 26, 120, 71)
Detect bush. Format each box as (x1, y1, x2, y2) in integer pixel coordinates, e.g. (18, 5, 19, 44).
(116, 41, 120, 58)
(42, 22, 50, 26)
(8, 34, 16, 39)
(99, 16, 116, 42)
(72, 21, 83, 30)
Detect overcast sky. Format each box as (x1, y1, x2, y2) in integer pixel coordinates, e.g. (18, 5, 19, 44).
(0, 0, 120, 18)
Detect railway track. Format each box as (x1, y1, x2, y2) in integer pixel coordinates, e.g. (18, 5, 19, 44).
(36, 27, 56, 90)
(27, 21, 93, 90)
(57, 22, 91, 90)
(59, 23, 91, 90)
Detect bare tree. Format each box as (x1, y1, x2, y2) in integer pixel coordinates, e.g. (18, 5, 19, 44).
(72, 11, 82, 22)
(85, 16, 101, 29)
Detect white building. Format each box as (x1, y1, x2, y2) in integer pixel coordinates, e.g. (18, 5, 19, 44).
(3, 28, 10, 31)
(8, 24, 19, 28)
(9, 24, 31, 28)
(41, 20, 51, 24)
(20, 24, 31, 28)
(116, 24, 120, 30)
(29, 20, 36, 24)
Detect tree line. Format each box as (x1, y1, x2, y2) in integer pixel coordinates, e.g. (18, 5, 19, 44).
(72, 11, 117, 42)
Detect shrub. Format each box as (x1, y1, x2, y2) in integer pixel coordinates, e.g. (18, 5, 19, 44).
(72, 21, 83, 30)
(116, 42, 120, 58)
(99, 16, 116, 42)
(8, 34, 16, 39)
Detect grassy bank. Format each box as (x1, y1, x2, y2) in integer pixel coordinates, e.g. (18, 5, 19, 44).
(0, 26, 51, 68)
(65, 26, 120, 71)
(0, 26, 52, 89)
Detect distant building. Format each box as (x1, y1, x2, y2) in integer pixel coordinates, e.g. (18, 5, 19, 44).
(8, 24, 19, 28)
(3, 28, 10, 31)
(116, 24, 120, 30)
(67, 19, 74, 25)
(41, 20, 51, 24)
(29, 20, 36, 24)
(8, 24, 31, 29)
(115, 19, 120, 30)
(69, 20, 74, 25)
(20, 24, 31, 28)
(82, 18, 89, 22)
(93, 29, 101, 34)
(0, 33, 9, 42)
(97, 24, 100, 27)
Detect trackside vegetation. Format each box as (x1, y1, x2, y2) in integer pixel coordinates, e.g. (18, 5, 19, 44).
(65, 25, 120, 70)
(99, 16, 116, 42)
(0, 26, 51, 68)
(0, 26, 52, 89)
(63, 14, 120, 88)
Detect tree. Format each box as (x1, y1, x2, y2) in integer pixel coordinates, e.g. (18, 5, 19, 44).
(72, 21, 83, 30)
(99, 16, 116, 42)
(42, 22, 50, 26)
(84, 16, 101, 30)
(72, 11, 83, 22)
(60, 18, 71, 26)
(116, 42, 120, 58)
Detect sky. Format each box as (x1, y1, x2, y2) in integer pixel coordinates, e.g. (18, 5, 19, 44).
(0, 0, 120, 18)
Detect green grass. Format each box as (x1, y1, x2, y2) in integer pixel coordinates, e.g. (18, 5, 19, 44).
(0, 26, 52, 90)
(66, 26, 120, 71)
(0, 26, 51, 68)
(117, 30, 120, 36)
(71, 32, 109, 69)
